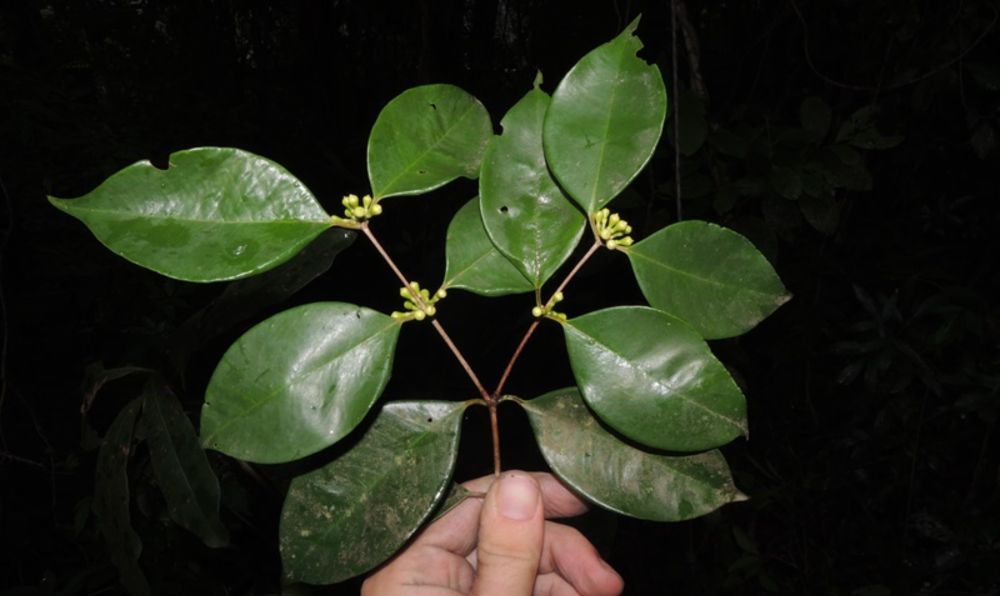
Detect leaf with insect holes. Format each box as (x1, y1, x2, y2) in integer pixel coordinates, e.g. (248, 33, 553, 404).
(368, 85, 493, 199)
(442, 197, 535, 296)
(543, 17, 667, 213)
(201, 302, 401, 464)
(49, 147, 332, 282)
(480, 85, 585, 287)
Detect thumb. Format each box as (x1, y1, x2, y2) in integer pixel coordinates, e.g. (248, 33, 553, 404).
(471, 472, 544, 596)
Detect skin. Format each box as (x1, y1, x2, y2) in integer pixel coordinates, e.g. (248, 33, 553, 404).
(362, 471, 624, 596)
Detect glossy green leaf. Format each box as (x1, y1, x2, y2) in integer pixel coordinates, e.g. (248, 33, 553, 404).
(140, 379, 228, 548)
(442, 197, 534, 296)
(563, 306, 747, 451)
(280, 400, 466, 584)
(625, 221, 790, 339)
(367, 84, 492, 199)
(543, 17, 667, 213)
(201, 302, 401, 464)
(93, 399, 150, 596)
(480, 86, 585, 287)
(522, 388, 746, 521)
(48, 147, 333, 282)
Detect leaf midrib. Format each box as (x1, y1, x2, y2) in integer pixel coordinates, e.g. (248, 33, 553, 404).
(203, 318, 399, 445)
(57, 204, 331, 226)
(628, 247, 778, 299)
(566, 324, 746, 433)
(374, 98, 482, 198)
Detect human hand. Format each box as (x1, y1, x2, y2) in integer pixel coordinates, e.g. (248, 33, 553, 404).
(361, 471, 624, 595)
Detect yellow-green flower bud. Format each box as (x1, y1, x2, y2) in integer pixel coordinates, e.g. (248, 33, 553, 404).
(414, 310, 426, 321)
(425, 305, 436, 317)
(352, 206, 366, 219)
(371, 203, 383, 216)
(531, 306, 543, 318)
(553, 291, 564, 303)
(436, 289, 447, 300)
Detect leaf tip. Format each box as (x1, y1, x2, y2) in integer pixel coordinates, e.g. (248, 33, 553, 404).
(533, 70, 544, 90)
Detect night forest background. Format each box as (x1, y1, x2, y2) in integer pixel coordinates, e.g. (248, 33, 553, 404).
(2, 1, 1000, 594)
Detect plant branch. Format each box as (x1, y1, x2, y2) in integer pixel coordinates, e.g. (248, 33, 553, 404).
(492, 240, 601, 397)
(431, 319, 490, 401)
(488, 403, 501, 477)
(361, 223, 491, 401)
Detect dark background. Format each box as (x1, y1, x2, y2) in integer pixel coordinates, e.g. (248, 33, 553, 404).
(2, 1, 999, 594)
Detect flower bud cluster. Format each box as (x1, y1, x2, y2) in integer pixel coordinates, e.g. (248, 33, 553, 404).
(391, 281, 447, 322)
(341, 193, 382, 222)
(592, 208, 633, 250)
(531, 290, 568, 322)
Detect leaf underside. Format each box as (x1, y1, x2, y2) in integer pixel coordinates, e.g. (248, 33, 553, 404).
(279, 400, 465, 584)
(523, 388, 746, 521)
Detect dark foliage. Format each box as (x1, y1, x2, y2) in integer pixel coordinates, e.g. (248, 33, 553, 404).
(1, 1, 998, 594)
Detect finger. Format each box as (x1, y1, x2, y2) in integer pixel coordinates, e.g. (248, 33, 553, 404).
(470, 472, 544, 596)
(417, 472, 589, 556)
(361, 544, 475, 595)
(533, 573, 582, 596)
(538, 522, 624, 596)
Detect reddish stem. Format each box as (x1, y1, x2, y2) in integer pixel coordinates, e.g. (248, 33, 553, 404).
(492, 240, 602, 397)
(488, 403, 501, 477)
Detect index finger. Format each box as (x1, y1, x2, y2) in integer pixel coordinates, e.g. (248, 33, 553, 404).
(414, 472, 589, 556)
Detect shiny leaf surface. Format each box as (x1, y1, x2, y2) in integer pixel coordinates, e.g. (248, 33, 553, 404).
(93, 399, 150, 596)
(480, 87, 585, 286)
(201, 303, 401, 464)
(442, 197, 534, 296)
(543, 18, 667, 213)
(49, 147, 332, 282)
(140, 379, 228, 548)
(625, 221, 790, 339)
(522, 388, 746, 521)
(280, 400, 465, 584)
(368, 84, 492, 199)
(563, 306, 747, 451)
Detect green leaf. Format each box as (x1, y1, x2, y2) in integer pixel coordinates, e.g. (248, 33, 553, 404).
(442, 197, 535, 296)
(543, 17, 667, 213)
(49, 147, 333, 282)
(563, 306, 747, 451)
(280, 400, 466, 584)
(480, 88, 585, 287)
(140, 379, 228, 548)
(522, 388, 746, 521)
(367, 84, 493, 199)
(93, 399, 150, 596)
(625, 221, 790, 339)
(201, 302, 401, 464)
(799, 96, 832, 141)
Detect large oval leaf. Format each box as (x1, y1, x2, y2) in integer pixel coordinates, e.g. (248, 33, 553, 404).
(521, 388, 745, 521)
(562, 306, 747, 452)
(201, 302, 401, 464)
(543, 17, 667, 213)
(480, 86, 585, 287)
(625, 221, 790, 339)
(140, 379, 228, 548)
(280, 400, 466, 584)
(367, 84, 492, 199)
(48, 147, 333, 282)
(442, 197, 534, 296)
